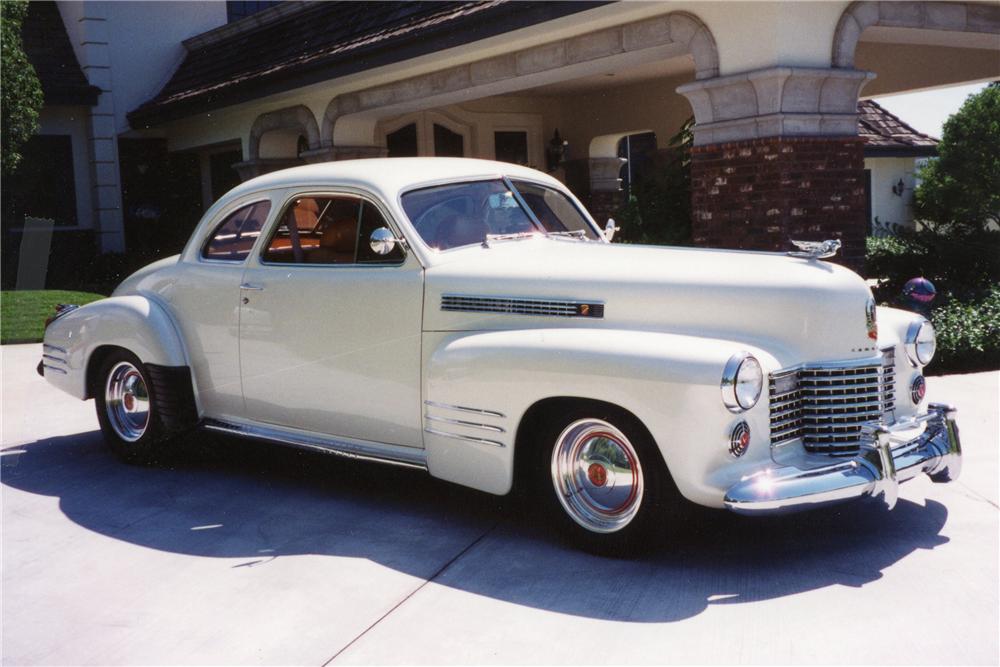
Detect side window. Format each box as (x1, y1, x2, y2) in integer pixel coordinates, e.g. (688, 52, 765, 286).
(202, 201, 271, 261)
(262, 196, 360, 264)
(356, 201, 405, 264)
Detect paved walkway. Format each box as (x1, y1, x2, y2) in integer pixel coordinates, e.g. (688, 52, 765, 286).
(2, 343, 997, 665)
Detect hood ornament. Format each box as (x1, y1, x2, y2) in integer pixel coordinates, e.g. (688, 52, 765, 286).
(788, 239, 841, 260)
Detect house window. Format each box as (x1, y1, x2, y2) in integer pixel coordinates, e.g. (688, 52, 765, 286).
(617, 132, 657, 198)
(226, 1, 279, 22)
(1, 135, 77, 227)
(387, 123, 418, 157)
(433, 123, 464, 157)
(495, 131, 528, 165)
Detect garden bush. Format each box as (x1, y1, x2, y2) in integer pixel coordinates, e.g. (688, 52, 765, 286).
(927, 285, 1000, 375)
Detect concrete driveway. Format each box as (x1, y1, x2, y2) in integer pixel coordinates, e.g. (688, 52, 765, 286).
(2, 342, 997, 665)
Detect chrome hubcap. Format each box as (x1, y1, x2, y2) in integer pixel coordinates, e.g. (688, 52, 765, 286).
(551, 419, 644, 533)
(105, 361, 150, 442)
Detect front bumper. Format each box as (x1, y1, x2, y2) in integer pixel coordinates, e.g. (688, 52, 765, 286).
(724, 403, 961, 515)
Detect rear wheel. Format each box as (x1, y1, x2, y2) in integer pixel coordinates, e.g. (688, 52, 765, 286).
(95, 350, 174, 464)
(531, 403, 676, 555)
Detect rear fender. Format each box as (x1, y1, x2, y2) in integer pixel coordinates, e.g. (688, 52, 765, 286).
(42, 295, 192, 404)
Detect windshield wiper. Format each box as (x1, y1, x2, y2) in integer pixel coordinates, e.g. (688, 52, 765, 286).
(482, 232, 539, 248)
(546, 230, 591, 241)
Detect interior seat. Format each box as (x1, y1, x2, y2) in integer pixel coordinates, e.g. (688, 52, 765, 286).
(308, 218, 357, 263)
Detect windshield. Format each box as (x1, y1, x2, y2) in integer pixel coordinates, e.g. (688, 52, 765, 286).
(400, 178, 598, 250)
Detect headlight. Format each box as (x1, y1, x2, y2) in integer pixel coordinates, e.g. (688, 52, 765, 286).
(721, 353, 763, 412)
(905, 320, 936, 366)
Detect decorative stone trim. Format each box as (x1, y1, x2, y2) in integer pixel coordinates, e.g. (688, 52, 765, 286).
(321, 12, 719, 147)
(247, 105, 321, 161)
(299, 146, 388, 164)
(233, 157, 304, 182)
(833, 1, 1000, 68)
(677, 67, 875, 146)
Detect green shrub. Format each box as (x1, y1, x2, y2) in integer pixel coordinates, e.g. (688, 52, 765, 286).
(928, 286, 1000, 375)
(614, 118, 693, 246)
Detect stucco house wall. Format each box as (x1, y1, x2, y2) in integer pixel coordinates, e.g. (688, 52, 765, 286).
(866, 156, 921, 231)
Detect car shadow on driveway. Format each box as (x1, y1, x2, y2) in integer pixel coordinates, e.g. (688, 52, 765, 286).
(2, 431, 950, 623)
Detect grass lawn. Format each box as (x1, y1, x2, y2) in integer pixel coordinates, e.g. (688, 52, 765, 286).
(1, 290, 106, 345)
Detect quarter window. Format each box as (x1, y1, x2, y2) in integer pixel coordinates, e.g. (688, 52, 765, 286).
(262, 196, 404, 265)
(202, 201, 271, 261)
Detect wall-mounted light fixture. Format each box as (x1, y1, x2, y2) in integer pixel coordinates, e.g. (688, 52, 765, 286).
(545, 129, 569, 173)
(892, 178, 905, 197)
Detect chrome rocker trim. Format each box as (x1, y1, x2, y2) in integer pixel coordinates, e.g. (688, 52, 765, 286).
(724, 403, 961, 515)
(202, 419, 427, 470)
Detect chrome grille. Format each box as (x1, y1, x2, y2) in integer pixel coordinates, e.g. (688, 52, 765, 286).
(769, 348, 897, 455)
(441, 295, 603, 318)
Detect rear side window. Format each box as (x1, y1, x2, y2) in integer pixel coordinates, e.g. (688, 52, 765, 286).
(202, 201, 272, 261)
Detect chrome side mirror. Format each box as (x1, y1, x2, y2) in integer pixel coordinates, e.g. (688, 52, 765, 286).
(369, 227, 404, 255)
(604, 218, 620, 242)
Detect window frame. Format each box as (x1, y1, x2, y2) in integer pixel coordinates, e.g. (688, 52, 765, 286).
(198, 198, 274, 265)
(257, 188, 409, 269)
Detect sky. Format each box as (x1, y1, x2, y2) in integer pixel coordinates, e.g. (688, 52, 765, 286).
(871, 81, 990, 140)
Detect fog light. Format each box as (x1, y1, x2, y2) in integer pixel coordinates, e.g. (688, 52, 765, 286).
(911, 375, 926, 404)
(730, 421, 750, 458)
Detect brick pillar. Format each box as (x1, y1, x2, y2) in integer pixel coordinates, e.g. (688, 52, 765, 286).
(690, 137, 867, 268)
(679, 67, 874, 270)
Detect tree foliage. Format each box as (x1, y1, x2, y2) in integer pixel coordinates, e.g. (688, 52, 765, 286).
(1, 0, 43, 176)
(914, 83, 1000, 233)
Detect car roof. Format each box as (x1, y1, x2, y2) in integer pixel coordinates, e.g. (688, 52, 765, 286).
(224, 157, 566, 201)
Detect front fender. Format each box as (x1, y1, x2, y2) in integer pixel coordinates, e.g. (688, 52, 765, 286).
(42, 295, 191, 401)
(422, 328, 778, 504)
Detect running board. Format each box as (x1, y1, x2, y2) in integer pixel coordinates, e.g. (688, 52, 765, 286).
(202, 419, 427, 470)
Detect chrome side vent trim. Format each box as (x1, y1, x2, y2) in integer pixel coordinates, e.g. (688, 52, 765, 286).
(423, 400, 508, 447)
(441, 294, 604, 318)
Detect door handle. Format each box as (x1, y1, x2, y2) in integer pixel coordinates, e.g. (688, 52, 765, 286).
(239, 283, 264, 291)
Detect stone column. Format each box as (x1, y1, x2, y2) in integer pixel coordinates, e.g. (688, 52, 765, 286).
(73, 4, 126, 253)
(587, 157, 627, 226)
(678, 67, 874, 268)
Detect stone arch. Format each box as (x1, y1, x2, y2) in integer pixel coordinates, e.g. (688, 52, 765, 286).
(247, 105, 320, 160)
(320, 12, 720, 151)
(833, 1, 1000, 68)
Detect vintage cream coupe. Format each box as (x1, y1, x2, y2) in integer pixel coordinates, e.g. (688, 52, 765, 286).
(40, 158, 960, 552)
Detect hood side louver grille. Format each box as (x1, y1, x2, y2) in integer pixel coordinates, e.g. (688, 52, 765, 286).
(441, 295, 604, 318)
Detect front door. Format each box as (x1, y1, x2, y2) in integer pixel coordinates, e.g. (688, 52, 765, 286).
(238, 191, 424, 447)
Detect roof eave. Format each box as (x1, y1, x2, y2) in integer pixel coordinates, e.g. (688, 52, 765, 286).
(864, 145, 939, 158)
(128, 1, 608, 129)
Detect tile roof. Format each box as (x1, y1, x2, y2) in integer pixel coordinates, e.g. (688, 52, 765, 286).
(858, 100, 939, 157)
(129, 1, 603, 128)
(21, 1, 100, 106)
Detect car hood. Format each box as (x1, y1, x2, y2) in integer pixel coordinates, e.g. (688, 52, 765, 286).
(422, 238, 878, 366)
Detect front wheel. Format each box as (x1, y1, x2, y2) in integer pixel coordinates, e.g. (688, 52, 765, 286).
(94, 350, 174, 464)
(532, 404, 676, 555)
